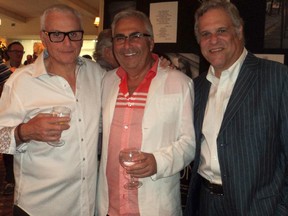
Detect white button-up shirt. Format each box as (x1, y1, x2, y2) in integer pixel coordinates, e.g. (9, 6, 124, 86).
(0, 50, 104, 216)
(198, 48, 247, 185)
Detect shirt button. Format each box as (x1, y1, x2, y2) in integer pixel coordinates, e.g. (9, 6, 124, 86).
(83, 177, 85, 181)
(83, 158, 85, 161)
(81, 138, 84, 142)
(78, 119, 81, 122)
(124, 125, 128, 129)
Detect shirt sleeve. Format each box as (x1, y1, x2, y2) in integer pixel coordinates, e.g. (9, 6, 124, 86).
(0, 80, 24, 154)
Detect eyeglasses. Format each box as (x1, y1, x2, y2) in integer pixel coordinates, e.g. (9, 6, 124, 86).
(42, 30, 84, 43)
(8, 50, 25, 54)
(112, 32, 151, 44)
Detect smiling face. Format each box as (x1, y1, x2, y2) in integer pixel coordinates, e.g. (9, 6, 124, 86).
(40, 11, 83, 66)
(198, 8, 244, 76)
(112, 16, 154, 74)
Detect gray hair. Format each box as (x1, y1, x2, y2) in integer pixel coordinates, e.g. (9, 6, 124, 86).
(111, 10, 154, 38)
(93, 29, 113, 61)
(40, 4, 83, 30)
(194, 0, 244, 42)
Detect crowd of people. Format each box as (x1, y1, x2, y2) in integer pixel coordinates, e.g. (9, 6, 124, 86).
(0, 0, 287, 216)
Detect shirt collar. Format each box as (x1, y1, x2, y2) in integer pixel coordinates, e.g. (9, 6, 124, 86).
(207, 48, 248, 85)
(32, 49, 86, 78)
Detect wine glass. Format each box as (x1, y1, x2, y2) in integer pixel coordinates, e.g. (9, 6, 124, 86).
(47, 106, 71, 147)
(119, 148, 143, 190)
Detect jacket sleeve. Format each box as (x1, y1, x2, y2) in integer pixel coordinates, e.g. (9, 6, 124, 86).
(278, 68, 288, 214)
(145, 71, 196, 180)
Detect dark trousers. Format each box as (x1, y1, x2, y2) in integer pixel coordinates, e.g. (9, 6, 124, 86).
(3, 154, 15, 183)
(199, 182, 240, 216)
(199, 183, 227, 216)
(13, 205, 30, 216)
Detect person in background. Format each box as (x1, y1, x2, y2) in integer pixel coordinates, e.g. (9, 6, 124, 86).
(2, 41, 25, 196)
(0, 55, 12, 92)
(24, 54, 33, 65)
(97, 10, 196, 216)
(32, 52, 38, 63)
(184, 1, 288, 215)
(0, 4, 104, 215)
(32, 42, 45, 62)
(93, 28, 119, 71)
(5, 41, 25, 71)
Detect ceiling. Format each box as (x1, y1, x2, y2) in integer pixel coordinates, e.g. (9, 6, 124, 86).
(0, 0, 102, 41)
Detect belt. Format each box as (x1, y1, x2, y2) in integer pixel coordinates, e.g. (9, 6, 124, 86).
(200, 176, 224, 195)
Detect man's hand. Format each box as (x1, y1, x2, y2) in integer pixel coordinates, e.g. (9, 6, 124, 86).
(159, 56, 175, 69)
(126, 152, 157, 178)
(17, 113, 70, 144)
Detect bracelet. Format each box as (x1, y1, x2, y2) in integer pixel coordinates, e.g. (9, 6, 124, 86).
(17, 123, 29, 143)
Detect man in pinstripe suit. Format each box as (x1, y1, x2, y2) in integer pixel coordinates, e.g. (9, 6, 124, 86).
(185, 0, 288, 215)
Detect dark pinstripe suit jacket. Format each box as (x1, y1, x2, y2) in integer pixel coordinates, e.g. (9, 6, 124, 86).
(184, 52, 288, 216)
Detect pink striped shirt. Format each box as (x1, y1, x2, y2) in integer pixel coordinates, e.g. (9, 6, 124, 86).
(106, 57, 158, 216)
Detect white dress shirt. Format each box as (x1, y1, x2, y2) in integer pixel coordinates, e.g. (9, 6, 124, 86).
(0, 50, 104, 216)
(198, 49, 247, 185)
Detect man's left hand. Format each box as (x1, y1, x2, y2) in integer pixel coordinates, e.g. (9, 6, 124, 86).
(126, 152, 157, 178)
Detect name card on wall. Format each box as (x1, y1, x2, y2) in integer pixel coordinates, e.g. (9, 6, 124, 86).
(150, 2, 178, 43)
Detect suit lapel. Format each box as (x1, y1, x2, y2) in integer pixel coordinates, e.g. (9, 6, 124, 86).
(194, 74, 211, 165)
(219, 53, 259, 135)
(196, 77, 210, 134)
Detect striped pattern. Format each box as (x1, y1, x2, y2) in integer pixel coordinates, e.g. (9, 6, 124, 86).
(116, 92, 148, 109)
(185, 52, 288, 216)
(0, 56, 12, 85)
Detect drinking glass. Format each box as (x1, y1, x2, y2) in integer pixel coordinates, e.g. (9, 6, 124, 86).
(119, 148, 143, 190)
(47, 106, 71, 147)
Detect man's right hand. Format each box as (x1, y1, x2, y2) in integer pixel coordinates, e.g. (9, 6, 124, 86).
(16, 113, 70, 144)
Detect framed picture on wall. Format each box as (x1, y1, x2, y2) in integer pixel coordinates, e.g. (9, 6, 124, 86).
(149, 2, 178, 43)
(255, 53, 285, 64)
(264, 0, 288, 49)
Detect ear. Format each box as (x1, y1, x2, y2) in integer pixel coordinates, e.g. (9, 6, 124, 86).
(104, 47, 111, 58)
(237, 25, 244, 40)
(39, 31, 47, 48)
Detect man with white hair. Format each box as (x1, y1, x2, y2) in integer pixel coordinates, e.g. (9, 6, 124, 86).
(0, 4, 104, 216)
